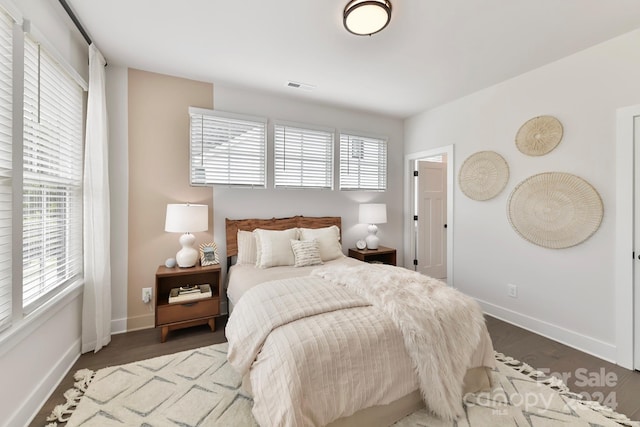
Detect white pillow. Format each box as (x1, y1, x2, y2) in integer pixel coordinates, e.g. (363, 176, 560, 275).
(290, 239, 323, 267)
(236, 230, 257, 264)
(299, 225, 343, 261)
(254, 228, 299, 268)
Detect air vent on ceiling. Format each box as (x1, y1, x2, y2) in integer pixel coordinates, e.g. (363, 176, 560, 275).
(286, 81, 316, 91)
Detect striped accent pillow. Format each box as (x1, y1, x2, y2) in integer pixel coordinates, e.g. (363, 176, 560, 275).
(237, 230, 257, 264)
(290, 239, 323, 268)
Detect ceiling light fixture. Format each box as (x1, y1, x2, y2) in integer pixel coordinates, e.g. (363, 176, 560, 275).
(343, 0, 392, 36)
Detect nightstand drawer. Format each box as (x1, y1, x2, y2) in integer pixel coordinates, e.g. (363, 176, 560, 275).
(157, 298, 219, 325)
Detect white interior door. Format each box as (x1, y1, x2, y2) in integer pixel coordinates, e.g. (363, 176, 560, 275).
(635, 115, 640, 370)
(417, 160, 447, 279)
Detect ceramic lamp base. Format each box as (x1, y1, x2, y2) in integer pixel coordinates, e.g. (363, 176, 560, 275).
(365, 224, 379, 250)
(176, 232, 199, 267)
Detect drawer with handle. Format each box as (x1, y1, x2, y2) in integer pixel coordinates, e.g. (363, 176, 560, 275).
(156, 297, 219, 326)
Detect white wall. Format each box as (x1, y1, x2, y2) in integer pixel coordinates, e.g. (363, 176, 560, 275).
(1, 291, 82, 427)
(404, 29, 640, 362)
(107, 65, 128, 334)
(212, 85, 405, 287)
(0, 1, 88, 426)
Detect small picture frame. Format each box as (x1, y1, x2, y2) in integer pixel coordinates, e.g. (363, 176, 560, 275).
(199, 242, 219, 266)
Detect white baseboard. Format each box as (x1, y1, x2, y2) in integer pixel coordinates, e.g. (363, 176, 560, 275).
(477, 298, 617, 364)
(111, 316, 128, 335)
(9, 338, 81, 427)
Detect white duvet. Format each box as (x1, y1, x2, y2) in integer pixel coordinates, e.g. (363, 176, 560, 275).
(226, 256, 362, 310)
(226, 265, 494, 426)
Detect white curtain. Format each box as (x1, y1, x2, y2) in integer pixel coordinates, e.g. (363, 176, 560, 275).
(82, 44, 112, 353)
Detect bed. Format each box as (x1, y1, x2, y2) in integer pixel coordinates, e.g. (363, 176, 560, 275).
(224, 216, 495, 427)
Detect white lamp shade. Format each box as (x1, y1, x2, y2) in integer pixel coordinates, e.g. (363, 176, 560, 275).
(359, 203, 387, 224)
(165, 204, 208, 233)
(165, 204, 208, 268)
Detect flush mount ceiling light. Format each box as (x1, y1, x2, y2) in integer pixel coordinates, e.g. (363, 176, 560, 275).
(343, 0, 392, 36)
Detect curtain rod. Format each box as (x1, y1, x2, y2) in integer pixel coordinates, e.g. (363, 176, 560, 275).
(57, 0, 108, 66)
(58, 0, 92, 46)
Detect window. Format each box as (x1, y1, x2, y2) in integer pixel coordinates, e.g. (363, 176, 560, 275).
(22, 35, 84, 309)
(189, 107, 266, 187)
(274, 123, 333, 189)
(0, 10, 12, 330)
(339, 133, 387, 191)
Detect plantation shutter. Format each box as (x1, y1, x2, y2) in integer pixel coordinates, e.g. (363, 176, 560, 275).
(0, 10, 12, 329)
(189, 107, 267, 187)
(23, 35, 84, 309)
(274, 123, 333, 189)
(339, 133, 387, 191)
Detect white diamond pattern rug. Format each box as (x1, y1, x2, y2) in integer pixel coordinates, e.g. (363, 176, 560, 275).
(47, 344, 639, 427)
(48, 343, 256, 427)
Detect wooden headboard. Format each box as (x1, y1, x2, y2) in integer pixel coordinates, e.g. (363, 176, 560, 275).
(225, 215, 342, 259)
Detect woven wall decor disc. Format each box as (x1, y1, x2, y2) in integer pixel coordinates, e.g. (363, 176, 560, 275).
(515, 115, 563, 156)
(507, 172, 603, 249)
(458, 151, 509, 201)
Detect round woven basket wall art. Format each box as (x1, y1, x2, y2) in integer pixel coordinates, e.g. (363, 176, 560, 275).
(507, 172, 603, 249)
(458, 151, 509, 201)
(515, 115, 563, 156)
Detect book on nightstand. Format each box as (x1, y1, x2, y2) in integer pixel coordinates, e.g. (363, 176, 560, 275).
(168, 284, 212, 304)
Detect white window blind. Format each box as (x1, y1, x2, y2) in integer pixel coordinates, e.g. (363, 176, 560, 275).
(23, 35, 83, 309)
(189, 107, 266, 187)
(0, 10, 12, 329)
(274, 123, 333, 189)
(340, 133, 387, 191)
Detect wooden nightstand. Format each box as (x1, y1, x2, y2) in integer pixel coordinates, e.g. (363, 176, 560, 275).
(155, 264, 221, 343)
(348, 246, 397, 266)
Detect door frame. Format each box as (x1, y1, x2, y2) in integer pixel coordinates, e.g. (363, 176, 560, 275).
(404, 145, 454, 286)
(615, 104, 639, 370)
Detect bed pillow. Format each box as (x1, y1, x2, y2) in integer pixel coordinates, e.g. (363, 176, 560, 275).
(299, 225, 343, 261)
(290, 239, 323, 267)
(254, 228, 299, 268)
(236, 230, 257, 265)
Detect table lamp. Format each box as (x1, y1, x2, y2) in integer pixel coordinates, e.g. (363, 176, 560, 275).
(359, 203, 387, 250)
(165, 203, 208, 267)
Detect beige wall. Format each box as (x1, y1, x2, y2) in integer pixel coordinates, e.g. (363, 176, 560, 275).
(127, 69, 213, 330)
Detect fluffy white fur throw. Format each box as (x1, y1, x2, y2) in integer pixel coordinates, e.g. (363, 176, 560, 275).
(312, 263, 486, 421)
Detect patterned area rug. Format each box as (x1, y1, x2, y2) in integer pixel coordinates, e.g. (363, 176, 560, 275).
(46, 343, 639, 427)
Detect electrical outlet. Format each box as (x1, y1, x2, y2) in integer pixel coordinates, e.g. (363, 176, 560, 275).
(142, 287, 152, 303)
(507, 283, 517, 298)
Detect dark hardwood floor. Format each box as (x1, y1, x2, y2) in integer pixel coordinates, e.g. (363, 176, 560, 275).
(31, 315, 640, 426)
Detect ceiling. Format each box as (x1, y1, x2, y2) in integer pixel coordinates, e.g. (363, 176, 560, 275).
(67, 0, 640, 119)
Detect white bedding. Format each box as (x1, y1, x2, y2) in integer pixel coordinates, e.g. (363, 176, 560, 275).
(226, 255, 362, 308)
(226, 262, 495, 426)
(226, 275, 419, 426)
(313, 263, 491, 420)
